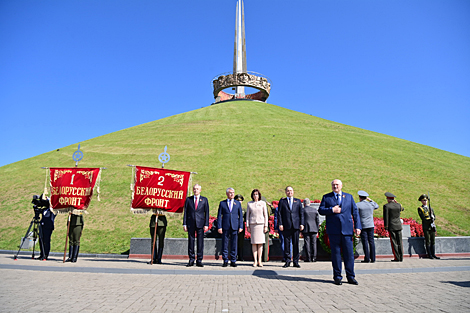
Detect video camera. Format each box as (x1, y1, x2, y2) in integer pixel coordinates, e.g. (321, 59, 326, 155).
(32, 194, 50, 212)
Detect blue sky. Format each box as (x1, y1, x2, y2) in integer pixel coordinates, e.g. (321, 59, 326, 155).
(1, 0, 469, 167)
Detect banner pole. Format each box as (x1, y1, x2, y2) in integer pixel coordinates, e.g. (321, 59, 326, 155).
(63, 212, 71, 263)
(151, 213, 158, 265)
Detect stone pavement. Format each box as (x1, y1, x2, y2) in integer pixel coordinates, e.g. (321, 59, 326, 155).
(1, 253, 470, 312)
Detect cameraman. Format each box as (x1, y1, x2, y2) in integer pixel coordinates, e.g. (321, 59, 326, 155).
(35, 195, 56, 260)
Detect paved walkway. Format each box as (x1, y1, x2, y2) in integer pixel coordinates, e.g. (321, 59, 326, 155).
(1, 252, 470, 312)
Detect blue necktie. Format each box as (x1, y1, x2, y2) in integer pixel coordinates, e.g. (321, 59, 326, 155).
(336, 194, 342, 206)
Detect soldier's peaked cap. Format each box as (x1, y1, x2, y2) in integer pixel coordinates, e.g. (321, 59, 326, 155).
(358, 190, 369, 197)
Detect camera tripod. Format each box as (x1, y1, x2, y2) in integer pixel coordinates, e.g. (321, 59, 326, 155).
(14, 210, 45, 260)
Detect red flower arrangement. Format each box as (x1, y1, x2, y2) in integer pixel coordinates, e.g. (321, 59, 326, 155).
(373, 217, 424, 238)
(206, 216, 217, 232)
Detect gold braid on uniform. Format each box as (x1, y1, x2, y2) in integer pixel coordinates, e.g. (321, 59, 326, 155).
(418, 206, 432, 221)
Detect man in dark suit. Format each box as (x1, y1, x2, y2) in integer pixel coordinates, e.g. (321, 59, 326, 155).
(302, 198, 319, 262)
(319, 179, 362, 285)
(217, 187, 243, 267)
(278, 186, 304, 268)
(383, 192, 404, 262)
(183, 184, 210, 267)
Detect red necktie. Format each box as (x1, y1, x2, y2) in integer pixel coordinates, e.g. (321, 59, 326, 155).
(195, 197, 198, 210)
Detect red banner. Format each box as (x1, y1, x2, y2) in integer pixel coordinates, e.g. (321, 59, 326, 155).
(49, 168, 101, 210)
(131, 166, 190, 213)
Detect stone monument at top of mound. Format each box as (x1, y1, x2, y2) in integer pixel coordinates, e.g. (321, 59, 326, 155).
(212, 0, 271, 103)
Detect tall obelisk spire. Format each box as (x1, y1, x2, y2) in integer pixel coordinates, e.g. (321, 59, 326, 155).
(211, 0, 271, 103)
(233, 0, 246, 97)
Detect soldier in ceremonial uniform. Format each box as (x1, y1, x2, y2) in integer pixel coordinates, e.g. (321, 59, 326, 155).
(417, 194, 440, 259)
(383, 192, 404, 262)
(149, 212, 167, 264)
(65, 212, 84, 263)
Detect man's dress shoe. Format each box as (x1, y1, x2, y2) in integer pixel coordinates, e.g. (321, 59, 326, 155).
(196, 262, 204, 267)
(230, 262, 237, 267)
(347, 278, 359, 285)
(293, 263, 301, 268)
(186, 261, 194, 267)
(334, 279, 342, 285)
(282, 261, 291, 268)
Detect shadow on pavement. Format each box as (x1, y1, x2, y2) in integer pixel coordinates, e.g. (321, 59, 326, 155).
(84, 258, 143, 264)
(441, 281, 470, 288)
(252, 269, 332, 284)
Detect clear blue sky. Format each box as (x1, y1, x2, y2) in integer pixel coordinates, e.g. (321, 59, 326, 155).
(1, 0, 469, 167)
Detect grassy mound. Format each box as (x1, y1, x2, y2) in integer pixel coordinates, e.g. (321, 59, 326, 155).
(1, 100, 468, 254)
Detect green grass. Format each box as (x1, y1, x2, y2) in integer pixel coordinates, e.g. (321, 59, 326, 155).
(1, 100, 469, 254)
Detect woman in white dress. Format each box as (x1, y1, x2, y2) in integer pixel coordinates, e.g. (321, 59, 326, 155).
(246, 189, 268, 267)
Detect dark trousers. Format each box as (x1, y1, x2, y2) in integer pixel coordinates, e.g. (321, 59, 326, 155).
(423, 229, 436, 246)
(283, 228, 300, 263)
(278, 229, 285, 252)
(39, 227, 53, 258)
(150, 226, 166, 261)
(187, 226, 205, 262)
(278, 229, 292, 261)
(222, 229, 238, 262)
(329, 234, 355, 280)
(68, 225, 83, 246)
(389, 230, 403, 261)
(360, 227, 376, 262)
(237, 229, 245, 261)
(303, 232, 317, 261)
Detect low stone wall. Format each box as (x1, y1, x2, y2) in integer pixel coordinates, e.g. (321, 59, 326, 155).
(130, 236, 470, 260)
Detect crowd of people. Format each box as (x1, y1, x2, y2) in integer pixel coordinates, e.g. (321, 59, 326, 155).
(34, 179, 440, 285)
(176, 179, 441, 285)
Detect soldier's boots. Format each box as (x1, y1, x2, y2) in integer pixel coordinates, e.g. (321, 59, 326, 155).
(65, 245, 74, 262)
(72, 245, 80, 262)
(431, 245, 440, 259)
(426, 245, 433, 259)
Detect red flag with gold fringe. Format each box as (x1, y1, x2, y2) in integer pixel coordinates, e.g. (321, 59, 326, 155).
(131, 166, 190, 213)
(49, 168, 102, 213)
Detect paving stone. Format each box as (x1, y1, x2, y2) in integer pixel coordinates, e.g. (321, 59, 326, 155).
(1, 255, 470, 312)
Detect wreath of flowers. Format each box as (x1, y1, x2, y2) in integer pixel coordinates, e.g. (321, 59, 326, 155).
(317, 220, 358, 254)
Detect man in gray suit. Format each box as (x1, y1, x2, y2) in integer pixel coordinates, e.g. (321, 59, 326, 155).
(302, 198, 319, 262)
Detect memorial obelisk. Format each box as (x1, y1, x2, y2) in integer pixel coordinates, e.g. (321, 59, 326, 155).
(212, 0, 271, 103)
(233, 0, 247, 98)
